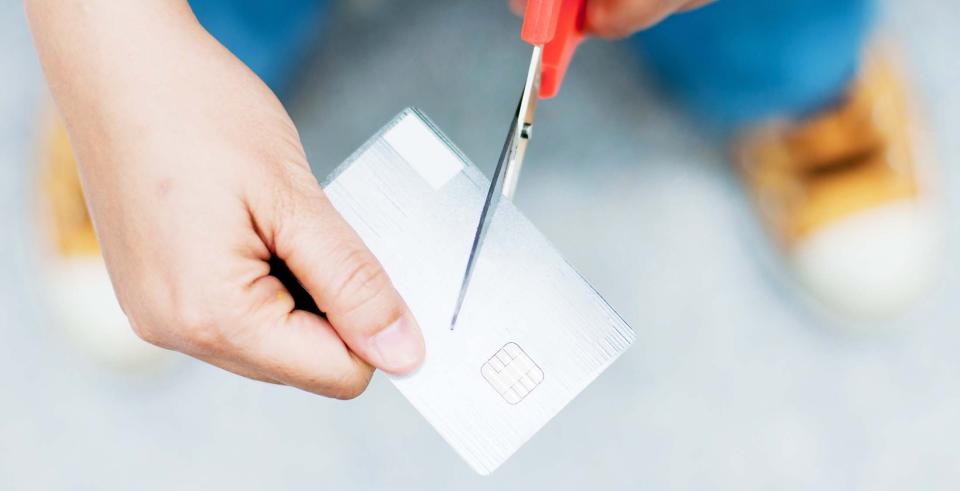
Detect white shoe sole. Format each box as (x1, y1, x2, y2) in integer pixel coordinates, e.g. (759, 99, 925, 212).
(789, 200, 942, 322)
(49, 256, 172, 371)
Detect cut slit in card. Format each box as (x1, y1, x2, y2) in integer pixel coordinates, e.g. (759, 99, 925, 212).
(323, 108, 636, 475)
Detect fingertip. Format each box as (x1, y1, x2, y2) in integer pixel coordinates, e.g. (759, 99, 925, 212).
(584, 1, 611, 35)
(585, 0, 670, 38)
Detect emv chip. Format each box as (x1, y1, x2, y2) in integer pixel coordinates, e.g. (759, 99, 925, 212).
(481, 343, 544, 404)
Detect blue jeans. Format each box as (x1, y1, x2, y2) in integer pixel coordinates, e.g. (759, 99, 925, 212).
(633, 0, 873, 131)
(190, 0, 872, 132)
(190, 0, 330, 96)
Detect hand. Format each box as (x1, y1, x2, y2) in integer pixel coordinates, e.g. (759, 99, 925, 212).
(510, 0, 714, 39)
(26, 0, 425, 398)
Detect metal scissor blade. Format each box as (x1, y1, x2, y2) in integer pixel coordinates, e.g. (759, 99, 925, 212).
(450, 46, 542, 330)
(449, 99, 522, 330)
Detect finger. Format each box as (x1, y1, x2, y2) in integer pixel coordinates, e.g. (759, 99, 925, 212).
(678, 0, 714, 12)
(193, 351, 282, 385)
(585, 0, 681, 38)
(253, 309, 374, 399)
(510, 0, 527, 16)
(269, 174, 425, 375)
(234, 274, 374, 399)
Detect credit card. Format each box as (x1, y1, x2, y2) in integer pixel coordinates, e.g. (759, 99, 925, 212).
(323, 109, 635, 475)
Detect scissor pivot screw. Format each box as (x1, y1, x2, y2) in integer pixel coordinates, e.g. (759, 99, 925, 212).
(521, 123, 532, 139)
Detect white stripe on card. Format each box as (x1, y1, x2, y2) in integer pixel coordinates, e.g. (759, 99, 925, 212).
(384, 114, 464, 189)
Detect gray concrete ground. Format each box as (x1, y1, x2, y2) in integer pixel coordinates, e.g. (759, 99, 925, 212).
(3, 0, 960, 489)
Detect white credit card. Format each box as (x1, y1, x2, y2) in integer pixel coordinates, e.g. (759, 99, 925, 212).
(323, 109, 636, 475)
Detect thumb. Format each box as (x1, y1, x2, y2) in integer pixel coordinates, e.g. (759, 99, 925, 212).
(270, 176, 425, 375)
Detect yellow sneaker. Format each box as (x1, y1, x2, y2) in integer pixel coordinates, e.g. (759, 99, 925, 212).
(36, 107, 170, 369)
(735, 54, 941, 320)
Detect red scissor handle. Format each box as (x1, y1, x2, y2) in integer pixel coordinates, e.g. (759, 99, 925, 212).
(521, 0, 587, 99)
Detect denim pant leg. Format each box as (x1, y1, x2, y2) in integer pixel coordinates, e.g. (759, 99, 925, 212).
(189, 0, 330, 98)
(631, 0, 874, 132)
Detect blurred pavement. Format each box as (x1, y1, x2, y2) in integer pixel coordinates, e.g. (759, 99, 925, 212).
(3, 0, 960, 489)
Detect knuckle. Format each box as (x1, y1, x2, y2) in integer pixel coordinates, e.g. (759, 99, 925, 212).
(330, 247, 392, 315)
(326, 367, 372, 400)
(278, 165, 323, 211)
(128, 318, 167, 348)
(171, 303, 226, 354)
(272, 179, 330, 254)
(116, 270, 237, 356)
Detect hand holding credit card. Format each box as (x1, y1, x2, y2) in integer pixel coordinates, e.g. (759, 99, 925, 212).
(320, 2, 633, 474)
(324, 110, 635, 474)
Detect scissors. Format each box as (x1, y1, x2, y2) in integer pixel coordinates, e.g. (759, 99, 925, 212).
(451, 0, 587, 329)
